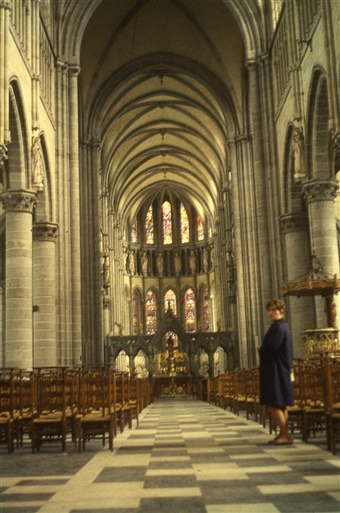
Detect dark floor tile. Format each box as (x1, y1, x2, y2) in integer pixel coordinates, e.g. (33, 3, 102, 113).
(153, 442, 186, 448)
(144, 474, 197, 488)
(115, 446, 152, 454)
(272, 492, 340, 512)
(189, 453, 231, 464)
(234, 457, 278, 467)
(151, 448, 188, 456)
(0, 508, 39, 513)
(16, 478, 68, 486)
(199, 480, 265, 503)
(127, 434, 155, 439)
(148, 459, 193, 469)
(138, 497, 206, 513)
(0, 493, 53, 502)
(95, 466, 147, 482)
(247, 472, 308, 486)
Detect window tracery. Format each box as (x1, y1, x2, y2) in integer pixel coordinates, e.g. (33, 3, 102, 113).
(145, 289, 157, 334)
(180, 203, 189, 243)
(145, 205, 154, 244)
(184, 288, 196, 332)
(197, 215, 204, 241)
(162, 201, 172, 244)
(131, 217, 138, 243)
(164, 289, 177, 315)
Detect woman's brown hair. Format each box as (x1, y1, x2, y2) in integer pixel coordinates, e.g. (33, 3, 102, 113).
(266, 298, 286, 314)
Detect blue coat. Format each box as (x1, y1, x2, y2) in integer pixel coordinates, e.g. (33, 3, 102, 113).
(259, 318, 294, 408)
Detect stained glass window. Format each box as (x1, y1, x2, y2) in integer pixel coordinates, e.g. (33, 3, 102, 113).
(164, 289, 177, 315)
(145, 205, 154, 244)
(133, 288, 142, 334)
(197, 215, 204, 241)
(145, 289, 157, 334)
(162, 201, 172, 244)
(165, 330, 178, 349)
(131, 217, 138, 243)
(184, 288, 196, 332)
(202, 286, 209, 331)
(180, 203, 189, 243)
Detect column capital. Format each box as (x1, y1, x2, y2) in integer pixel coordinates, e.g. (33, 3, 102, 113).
(280, 213, 308, 234)
(103, 296, 111, 309)
(1, 189, 37, 213)
(0, 1, 12, 11)
(33, 222, 58, 242)
(302, 179, 339, 203)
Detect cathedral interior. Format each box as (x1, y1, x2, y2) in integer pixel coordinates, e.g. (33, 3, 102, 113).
(0, 2, 340, 512)
(0, 0, 339, 379)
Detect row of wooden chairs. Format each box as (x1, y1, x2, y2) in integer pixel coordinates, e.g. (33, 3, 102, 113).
(203, 350, 340, 454)
(0, 365, 152, 454)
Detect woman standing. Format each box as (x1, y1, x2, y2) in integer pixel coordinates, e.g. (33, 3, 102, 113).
(258, 299, 294, 444)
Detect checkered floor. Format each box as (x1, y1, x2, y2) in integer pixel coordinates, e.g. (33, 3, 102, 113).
(1, 398, 339, 513)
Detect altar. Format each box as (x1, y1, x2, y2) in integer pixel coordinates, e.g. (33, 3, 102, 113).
(153, 375, 191, 397)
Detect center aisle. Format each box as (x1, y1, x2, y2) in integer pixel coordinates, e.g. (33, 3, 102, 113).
(8, 398, 340, 513)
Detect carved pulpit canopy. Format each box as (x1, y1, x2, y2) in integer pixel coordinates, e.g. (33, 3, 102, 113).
(282, 252, 340, 329)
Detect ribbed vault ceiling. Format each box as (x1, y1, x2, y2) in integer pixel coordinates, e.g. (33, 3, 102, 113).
(77, 0, 251, 230)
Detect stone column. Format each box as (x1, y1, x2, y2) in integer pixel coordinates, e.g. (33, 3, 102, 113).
(103, 296, 111, 363)
(68, 64, 82, 364)
(0, 286, 3, 366)
(280, 213, 315, 357)
(0, 0, 11, 146)
(32, 222, 58, 366)
(2, 190, 37, 368)
(302, 179, 339, 326)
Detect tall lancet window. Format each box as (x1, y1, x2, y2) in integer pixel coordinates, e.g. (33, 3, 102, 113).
(131, 217, 138, 243)
(202, 286, 209, 331)
(145, 289, 157, 334)
(164, 289, 177, 315)
(180, 203, 189, 243)
(145, 205, 154, 244)
(133, 288, 142, 334)
(162, 201, 172, 244)
(197, 215, 204, 241)
(184, 288, 196, 332)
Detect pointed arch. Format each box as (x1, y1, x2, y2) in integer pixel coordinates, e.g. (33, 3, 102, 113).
(145, 287, 159, 335)
(145, 204, 154, 244)
(180, 202, 190, 243)
(306, 68, 330, 180)
(183, 286, 196, 332)
(197, 283, 210, 331)
(162, 200, 172, 245)
(164, 287, 177, 315)
(282, 124, 305, 214)
(8, 79, 30, 189)
(132, 286, 143, 334)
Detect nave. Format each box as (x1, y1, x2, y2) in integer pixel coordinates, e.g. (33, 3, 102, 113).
(1, 398, 339, 513)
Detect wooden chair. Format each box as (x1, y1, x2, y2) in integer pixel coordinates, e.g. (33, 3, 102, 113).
(128, 376, 140, 427)
(31, 367, 68, 452)
(64, 367, 81, 444)
(300, 356, 327, 443)
(323, 351, 340, 454)
(221, 372, 234, 411)
(0, 368, 20, 453)
(286, 359, 304, 438)
(76, 366, 115, 451)
(232, 369, 247, 415)
(244, 367, 259, 421)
